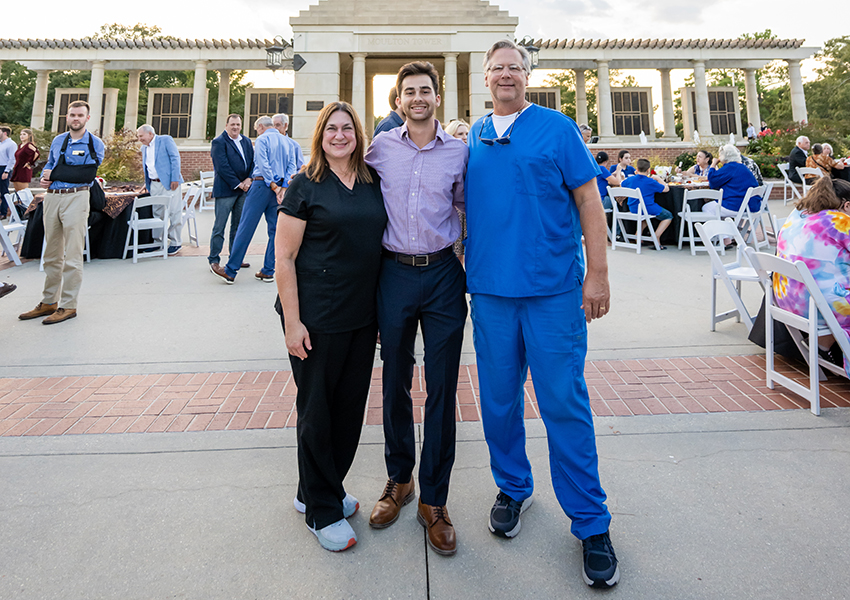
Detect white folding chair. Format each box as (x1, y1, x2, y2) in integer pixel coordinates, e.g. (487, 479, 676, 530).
(198, 170, 215, 212)
(796, 167, 824, 196)
(748, 249, 850, 416)
(746, 182, 775, 251)
(39, 226, 91, 272)
(695, 220, 762, 333)
(778, 163, 802, 205)
(0, 220, 25, 266)
(122, 195, 170, 263)
(608, 186, 661, 253)
(729, 184, 768, 250)
(772, 215, 787, 237)
(181, 184, 201, 248)
(678, 188, 723, 255)
(3, 193, 29, 248)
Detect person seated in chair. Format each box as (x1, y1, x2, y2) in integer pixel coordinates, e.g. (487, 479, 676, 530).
(677, 150, 713, 178)
(595, 151, 620, 211)
(613, 150, 635, 181)
(788, 136, 809, 184)
(807, 143, 846, 180)
(775, 177, 850, 377)
(704, 144, 760, 218)
(621, 158, 672, 248)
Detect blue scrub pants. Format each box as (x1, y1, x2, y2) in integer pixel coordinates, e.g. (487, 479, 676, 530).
(470, 288, 612, 540)
(225, 181, 277, 278)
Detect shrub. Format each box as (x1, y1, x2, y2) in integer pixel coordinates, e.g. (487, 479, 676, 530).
(97, 128, 143, 183)
(675, 151, 697, 171)
(749, 154, 782, 179)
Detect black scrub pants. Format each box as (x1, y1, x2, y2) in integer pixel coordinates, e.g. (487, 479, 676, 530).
(377, 253, 467, 507)
(286, 320, 378, 530)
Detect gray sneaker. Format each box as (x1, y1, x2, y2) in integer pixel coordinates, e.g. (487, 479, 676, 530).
(488, 491, 533, 538)
(294, 493, 360, 519)
(307, 518, 357, 552)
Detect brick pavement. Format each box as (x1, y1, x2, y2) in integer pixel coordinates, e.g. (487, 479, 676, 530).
(1, 354, 847, 437)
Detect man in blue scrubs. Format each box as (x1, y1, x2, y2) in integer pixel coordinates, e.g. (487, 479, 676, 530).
(466, 40, 619, 588)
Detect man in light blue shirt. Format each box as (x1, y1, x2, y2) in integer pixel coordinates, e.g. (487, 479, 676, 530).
(0, 127, 17, 218)
(272, 113, 304, 172)
(212, 115, 295, 283)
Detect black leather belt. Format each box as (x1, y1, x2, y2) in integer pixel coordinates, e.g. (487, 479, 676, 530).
(382, 246, 454, 267)
(51, 186, 91, 194)
(150, 178, 161, 182)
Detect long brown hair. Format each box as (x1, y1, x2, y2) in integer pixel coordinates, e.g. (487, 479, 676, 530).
(305, 102, 372, 184)
(797, 176, 850, 213)
(20, 128, 36, 145)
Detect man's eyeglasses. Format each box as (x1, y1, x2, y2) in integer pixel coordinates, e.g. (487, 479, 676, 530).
(477, 112, 519, 146)
(488, 64, 526, 75)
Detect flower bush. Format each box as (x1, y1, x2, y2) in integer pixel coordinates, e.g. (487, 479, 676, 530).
(97, 128, 143, 183)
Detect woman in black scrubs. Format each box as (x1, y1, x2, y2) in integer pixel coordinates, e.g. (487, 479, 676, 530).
(275, 102, 387, 552)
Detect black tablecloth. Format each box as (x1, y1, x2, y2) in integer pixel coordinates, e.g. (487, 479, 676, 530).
(21, 197, 153, 260)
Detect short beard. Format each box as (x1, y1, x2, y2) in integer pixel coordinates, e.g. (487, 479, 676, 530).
(68, 121, 86, 132)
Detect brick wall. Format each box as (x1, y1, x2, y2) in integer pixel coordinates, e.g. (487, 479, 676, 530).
(179, 151, 214, 181)
(593, 146, 700, 164)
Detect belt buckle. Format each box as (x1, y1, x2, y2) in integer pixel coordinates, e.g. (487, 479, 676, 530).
(412, 254, 429, 267)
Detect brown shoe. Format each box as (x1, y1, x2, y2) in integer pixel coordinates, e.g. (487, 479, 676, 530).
(19, 302, 57, 320)
(417, 499, 456, 556)
(255, 270, 274, 283)
(0, 282, 17, 299)
(42, 308, 77, 325)
(240, 262, 251, 269)
(210, 263, 235, 284)
(369, 478, 415, 529)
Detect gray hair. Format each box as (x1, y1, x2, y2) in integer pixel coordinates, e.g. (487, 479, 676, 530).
(272, 113, 289, 126)
(796, 135, 809, 145)
(137, 124, 155, 135)
(718, 144, 741, 163)
(255, 116, 273, 128)
(578, 124, 592, 133)
(483, 39, 531, 74)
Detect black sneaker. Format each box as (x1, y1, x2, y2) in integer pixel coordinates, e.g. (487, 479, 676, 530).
(581, 531, 620, 588)
(488, 491, 533, 538)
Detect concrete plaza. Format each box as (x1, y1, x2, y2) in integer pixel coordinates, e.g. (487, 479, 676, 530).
(2, 198, 849, 599)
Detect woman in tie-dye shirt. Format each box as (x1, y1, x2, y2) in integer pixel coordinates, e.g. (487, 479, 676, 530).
(774, 177, 850, 376)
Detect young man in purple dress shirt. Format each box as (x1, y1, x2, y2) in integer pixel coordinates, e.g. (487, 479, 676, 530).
(365, 61, 469, 557)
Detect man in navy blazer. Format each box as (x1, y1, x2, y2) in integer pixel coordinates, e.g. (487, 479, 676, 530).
(137, 125, 184, 255)
(209, 114, 255, 267)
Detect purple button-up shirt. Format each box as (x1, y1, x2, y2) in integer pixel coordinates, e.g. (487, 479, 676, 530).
(366, 120, 468, 255)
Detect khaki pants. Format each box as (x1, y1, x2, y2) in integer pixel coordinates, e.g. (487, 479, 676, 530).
(150, 181, 183, 246)
(42, 190, 89, 310)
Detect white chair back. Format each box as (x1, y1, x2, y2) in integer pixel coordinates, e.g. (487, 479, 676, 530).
(796, 166, 824, 196)
(123, 195, 171, 263)
(607, 186, 661, 253)
(181, 185, 201, 247)
(778, 163, 802, 205)
(748, 249, 850, 415)
(198, 170, 215, 212)
(677, 188, 723, 255)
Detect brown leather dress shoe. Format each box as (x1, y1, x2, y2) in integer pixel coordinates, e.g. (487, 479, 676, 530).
(240, 262, 250, 269)
(19, 302, 57, 320)
(0, 282, 17, 299)
(417, 500, 456, 556)
(210, 263, 235, 284)
(369, 478, 416, 529)
(42, 308, 77, 325)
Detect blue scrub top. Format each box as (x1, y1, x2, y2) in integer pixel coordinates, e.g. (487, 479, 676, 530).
(465, 104, 598, 297)
(622, 174, 666, 216)
(596, 164, 612, 204)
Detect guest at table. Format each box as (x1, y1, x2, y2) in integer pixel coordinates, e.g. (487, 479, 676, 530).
(774, 177, 850, 377)
(613, 150, 635, 181)
(704, 144, 760, 218)
(275, 101, 387, 552)
(595, 151, 619, 210)
(678, 150, 713, 177)
(579, 124, 593, 144)
(807, 143, 846, 179)
(10, 129, 39, 192)
(823, 144, 850, 182)
(622, 158, 672, 247)
(788, 136, 810, 184)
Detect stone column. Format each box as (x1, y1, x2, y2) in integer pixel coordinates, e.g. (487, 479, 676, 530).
(88, 60, 107, 135)
(596, 60, 618, 143)
(574, 69, 588, 127)
(189, 60, 209, 141)
(351, 53, 367, 122)
(743, 68, 761, 132)
(123, 70, 142, 131)
(658, 68, 678, 140)
(787, 60, 808, 124)
(692, 60, 712, 137)
(443, 53, 459, 122)
(31, 70, 51, 130)
(365, 74, 374, 135)
(215, 69, 232, 135)
(468, 52, 490, 125)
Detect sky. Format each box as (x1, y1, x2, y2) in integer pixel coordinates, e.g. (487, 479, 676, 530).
(4, 0, 848, 123)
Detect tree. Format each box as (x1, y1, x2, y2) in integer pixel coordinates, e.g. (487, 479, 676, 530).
(0, 61, 36, 125)
(92, 23, 168, 40)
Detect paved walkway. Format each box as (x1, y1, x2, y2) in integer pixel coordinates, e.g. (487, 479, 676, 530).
(3, 354, 848, 438)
